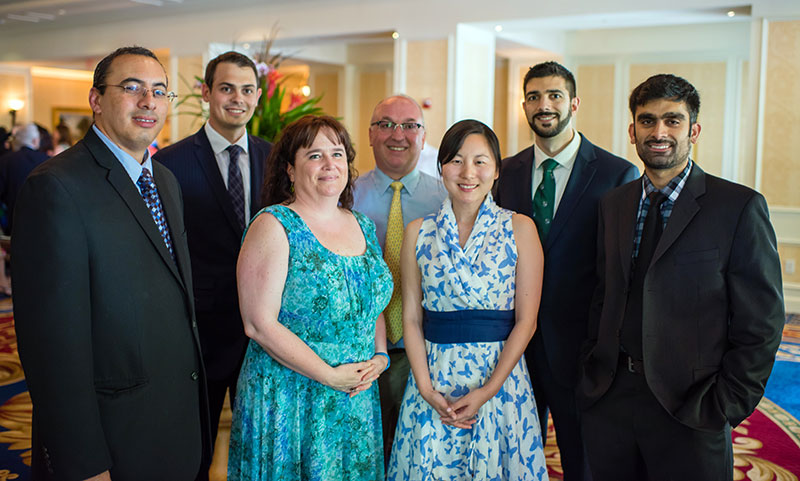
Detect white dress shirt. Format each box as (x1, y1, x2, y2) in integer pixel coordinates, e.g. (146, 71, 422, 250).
(204, 122, 252, 220)
(531, 129, 582, 215)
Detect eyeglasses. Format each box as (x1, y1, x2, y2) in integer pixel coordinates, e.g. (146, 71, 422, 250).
(99, 83, 177, 102)
(370, 120, 424, 134)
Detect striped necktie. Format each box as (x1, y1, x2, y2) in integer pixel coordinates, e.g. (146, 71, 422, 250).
(226, 144, 245, 229)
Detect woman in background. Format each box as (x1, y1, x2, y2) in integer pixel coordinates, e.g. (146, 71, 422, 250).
(229, 115, 392, 480)
(388, 119, 548, 480)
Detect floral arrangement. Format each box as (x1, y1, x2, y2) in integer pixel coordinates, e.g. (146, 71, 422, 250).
(248, 33, 325, 142)
(175, 28, 326, 143)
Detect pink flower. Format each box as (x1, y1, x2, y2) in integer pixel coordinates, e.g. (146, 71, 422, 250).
(266, 69, 282, 98)
(288, 92, 305, 110)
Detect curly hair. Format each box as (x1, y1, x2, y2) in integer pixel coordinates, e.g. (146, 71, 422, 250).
(261, 115, 358, 209)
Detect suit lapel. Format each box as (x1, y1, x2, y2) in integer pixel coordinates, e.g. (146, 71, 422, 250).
(616, 181, 641, 287)
(546, 134, 596, 252)
(248, 135, 266, 214)
(83, 130, 185, 288)
(194, 129, 243, 236)
(651, 164, 704, 264)
(153, 164, 190, 291)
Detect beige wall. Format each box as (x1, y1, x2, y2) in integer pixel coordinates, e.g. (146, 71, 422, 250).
(406, 39, 449, 150)
(575, 64, 615, 152)
(778, 245, 800, 285)
(0, 72, 27, 128)
(309, 69, 340, 118)
(626, 62, 726, 177)
(354, 68, 392, 175)
(493, 58, 509, 156)
(761, 20, 800, 207)
(175, 55, 205, 141)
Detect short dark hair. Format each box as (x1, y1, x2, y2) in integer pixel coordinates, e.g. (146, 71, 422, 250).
(204, 51, 259, 88)
(93, 46, 163, 94)
(438, 119, 502, 175)
(629, 74, 700, 124)
(523, 61, 576, 99)
(262, 115, 358, 209)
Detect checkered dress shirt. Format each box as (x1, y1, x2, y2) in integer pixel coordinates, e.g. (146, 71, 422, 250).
(632, 160, 693, 259)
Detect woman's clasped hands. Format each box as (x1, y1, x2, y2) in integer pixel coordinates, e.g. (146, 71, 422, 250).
(325, 354, 389, 398)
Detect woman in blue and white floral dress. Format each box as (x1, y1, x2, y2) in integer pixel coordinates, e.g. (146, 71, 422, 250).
(387, 119, 548, 480)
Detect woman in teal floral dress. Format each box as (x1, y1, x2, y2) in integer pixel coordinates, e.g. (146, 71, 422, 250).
(229, 116, 393, 480)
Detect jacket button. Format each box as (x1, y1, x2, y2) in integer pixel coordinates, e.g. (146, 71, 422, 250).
(191, 371, 199, 381)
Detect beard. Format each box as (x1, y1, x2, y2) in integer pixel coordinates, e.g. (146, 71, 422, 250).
(527, 108, 572, 138)
(635, 135, 692, 171)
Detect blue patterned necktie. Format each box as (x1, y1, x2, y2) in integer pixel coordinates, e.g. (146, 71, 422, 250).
(226, 144, 245, 229)
(137, 167, 175, 260)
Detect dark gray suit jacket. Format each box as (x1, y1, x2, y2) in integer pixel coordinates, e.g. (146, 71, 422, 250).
(12, 128, 211, 481)
(496, 133, 639, 387)
(155, 127, 271, 380)
(577, 164, 785, 431)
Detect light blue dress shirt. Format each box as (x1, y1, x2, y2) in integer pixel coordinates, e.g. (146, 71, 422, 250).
(92, 124, 154, 195)
(353, 166, 446, 347)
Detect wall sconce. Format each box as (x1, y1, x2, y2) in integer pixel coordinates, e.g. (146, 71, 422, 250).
(8, 99, 24, 128)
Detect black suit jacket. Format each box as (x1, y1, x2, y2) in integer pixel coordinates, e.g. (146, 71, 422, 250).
(155, 127, 271, 380)
(12, 128, 211, 481)
(577, 164, 785, 431)
(0, 146, 49, 232)
(496, 133, 639, 387)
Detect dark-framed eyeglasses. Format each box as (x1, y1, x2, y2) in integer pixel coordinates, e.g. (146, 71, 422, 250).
(370, 120, 424, 134)
(98, 83, 178, 102)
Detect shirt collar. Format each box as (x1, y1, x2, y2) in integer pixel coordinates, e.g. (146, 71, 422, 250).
(533, 128, 581, 170)
(372, 165, 422, 196)
(92, 124, 152, 183)
(204, 122, 249, 156)
(642, 159, 693, 203)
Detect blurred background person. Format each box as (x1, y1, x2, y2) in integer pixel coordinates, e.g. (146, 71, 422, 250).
(52, 122, 74, 155)
(387, 120, 548, 480)
(228, 115, 393, 480)
(0, 122, 48, 233)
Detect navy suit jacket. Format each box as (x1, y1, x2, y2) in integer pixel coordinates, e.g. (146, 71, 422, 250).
(155, 127, 271, 380)
(0, 146, 49, 232)
(495, 133, 639, 387)
(577, 164, 784, 431)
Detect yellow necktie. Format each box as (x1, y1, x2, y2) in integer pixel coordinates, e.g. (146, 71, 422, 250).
(384, 181, 404, 344)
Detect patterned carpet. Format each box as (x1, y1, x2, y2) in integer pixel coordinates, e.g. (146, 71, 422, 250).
(0, 301, 798, 480)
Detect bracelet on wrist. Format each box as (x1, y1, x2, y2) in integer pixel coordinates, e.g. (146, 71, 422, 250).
(374, 352, 390, 371)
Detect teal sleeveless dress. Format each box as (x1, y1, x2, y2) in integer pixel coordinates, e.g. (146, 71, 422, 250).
(228, 205, 393, 480)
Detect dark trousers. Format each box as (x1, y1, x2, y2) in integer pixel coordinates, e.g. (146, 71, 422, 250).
(195, 370, 241, 481)
(528, 334, 592, 481)
(378, 349, 410, 467)
(581, 358, 733, 481)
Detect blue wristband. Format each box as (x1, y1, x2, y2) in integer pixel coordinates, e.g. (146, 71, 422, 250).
(374, 352, 390, 372)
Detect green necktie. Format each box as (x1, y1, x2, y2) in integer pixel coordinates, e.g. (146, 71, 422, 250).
(532, 158, 557, 241)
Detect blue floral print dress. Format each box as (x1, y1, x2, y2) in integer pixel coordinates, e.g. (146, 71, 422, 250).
(228, 205, 392, 481)
(387, 194, 548, 481)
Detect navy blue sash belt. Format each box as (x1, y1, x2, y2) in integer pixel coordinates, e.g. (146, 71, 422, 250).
(423, 309, 515, 344)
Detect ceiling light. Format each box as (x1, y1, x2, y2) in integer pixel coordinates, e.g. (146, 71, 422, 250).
(300, 85, 311, 97)
(727, 11, 735, 17)
(243, 43, 250, 50)
(391, 31, 399, 40)
(495, 25, 503, 32)
(130, 0, 165, 6)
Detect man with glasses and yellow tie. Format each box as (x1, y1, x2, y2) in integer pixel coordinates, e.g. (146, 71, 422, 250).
(12, 46, 209, 481)
(353, 94, 446, 465)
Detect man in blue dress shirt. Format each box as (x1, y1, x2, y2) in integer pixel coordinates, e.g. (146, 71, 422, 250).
(353, 94, 446, 464)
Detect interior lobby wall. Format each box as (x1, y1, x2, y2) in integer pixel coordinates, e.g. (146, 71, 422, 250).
(405, 38, 449, 150)
(31, 76, 91, 132)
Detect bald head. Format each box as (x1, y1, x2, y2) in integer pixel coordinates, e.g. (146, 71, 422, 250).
(368, 95, 427, 180)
